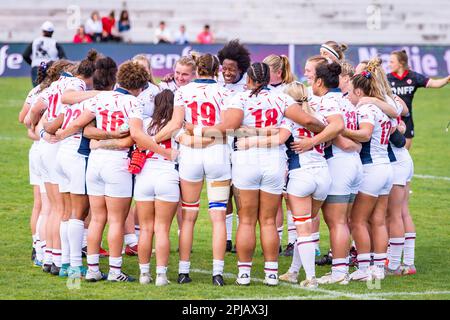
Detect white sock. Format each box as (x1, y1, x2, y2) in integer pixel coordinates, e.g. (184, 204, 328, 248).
(82, 228, 88, 248)
(178, 260, 190, 274)
(139, 263, 150, 274)
(156, 265, 167, 275)
(287, 210, 296, 245)
(36, 239, 44, 261)
(109, 256, 122, 274)
(332, 257, 349, 279)
(403, 232, 416, 266)
(297, 236, 315, 280)
(87, 254, 99, 272)
(311, 232, 320, 252)
(134, 225, 140, 239)
(124, 233, 138, 247)
(238, 261, 252, 278)
(388, 237, 404, 270)
(357, 253, 371, 271)
(387, 243, 391, 258)
(213, 259, 225, 276)
(52, 249, 62, 267)
(264, 261, 278, 278)
(44, 247, 52, 265)
(32, 234, 37, 249)
(68, 219, 84, 267)
(373, 253, 387, 268)
(277, 226, 283, 244)
(288, 240, 302, 273)
(226, 213, 233, 241)
(60, 221, 70, 265)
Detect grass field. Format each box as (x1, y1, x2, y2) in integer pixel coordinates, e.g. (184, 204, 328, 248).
(0, 77, 449, 300)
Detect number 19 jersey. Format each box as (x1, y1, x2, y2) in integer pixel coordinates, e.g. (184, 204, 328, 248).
(175, 79, 228, 127)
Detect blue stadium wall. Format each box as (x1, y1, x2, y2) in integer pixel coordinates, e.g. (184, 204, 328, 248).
(1, 43, 449, 79)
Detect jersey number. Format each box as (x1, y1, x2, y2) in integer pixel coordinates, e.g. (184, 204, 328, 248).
(47, 93, 59, 120)
(187, 102, 216, 126)
(99, 110, 125, 131)
(251, 108, 279, 128)
(380, 121, 392, 145)
(147, 139, 172, 160)
(62, 109, 82, 129)
(297, 128, 324, 154)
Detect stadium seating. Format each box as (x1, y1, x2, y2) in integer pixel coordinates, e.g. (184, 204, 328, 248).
(0, 0, 449, 44)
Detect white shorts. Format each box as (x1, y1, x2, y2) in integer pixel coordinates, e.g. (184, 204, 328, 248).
(232, 149, 287, 195)
(327, 154, 363, 196)
(134, 162, 180, 202)
(359, 163, 394, 197)
(178, 144, 231, 182)
(55, 151, 88, 195)
(392, 158, 414, 186)
(39, 141, 61, 185)
(86, 150, 132, 198)
(287, 166, 331, 201)
(29, 143, 45, 192)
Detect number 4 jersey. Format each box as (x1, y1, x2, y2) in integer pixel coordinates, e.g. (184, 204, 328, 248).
(357, 103, 392, 165)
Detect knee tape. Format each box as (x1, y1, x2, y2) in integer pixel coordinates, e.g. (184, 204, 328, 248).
(206, 180, 230, 203)
(292, 214, 312, 226)
(181, 200, 200, 211)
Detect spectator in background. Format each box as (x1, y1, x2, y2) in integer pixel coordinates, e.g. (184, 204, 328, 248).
(174, 25, 189, 45)
(22, 21, 66, 87)
(118, 10, 132, 42)
(102, 10, 122, 42)
(85, 11, 103, 42)
(154, 21, 171, 44)
(197, 24, 214, 44)
(73, 25, 93, 43)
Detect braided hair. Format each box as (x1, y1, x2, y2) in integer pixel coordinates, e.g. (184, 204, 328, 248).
(191, 53, 220, 78)
(247, 62, 270, 97)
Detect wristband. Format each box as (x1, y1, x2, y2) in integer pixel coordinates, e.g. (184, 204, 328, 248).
(193, 127, 203, 137)
(39, 129, 45, 138)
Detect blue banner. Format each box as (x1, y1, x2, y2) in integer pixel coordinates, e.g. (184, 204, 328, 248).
(1, 43, 449, 79)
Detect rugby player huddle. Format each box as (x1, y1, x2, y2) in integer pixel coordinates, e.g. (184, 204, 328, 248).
(20, 39, 448, 287)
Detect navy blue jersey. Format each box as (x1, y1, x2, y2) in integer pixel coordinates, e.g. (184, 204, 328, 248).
(387, 70, 429, 115)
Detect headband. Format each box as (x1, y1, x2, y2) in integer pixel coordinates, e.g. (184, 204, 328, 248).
(321, 44, 340, 60)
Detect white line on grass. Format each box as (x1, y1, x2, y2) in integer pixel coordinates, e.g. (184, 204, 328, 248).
(190, 268, 382, 300)
(191, 269, 450, 300)
(414, 174, 450, 181)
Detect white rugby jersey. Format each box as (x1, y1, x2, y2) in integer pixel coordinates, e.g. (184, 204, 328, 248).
(268, 82, 287, 94)
(281, 115, 328, 171)
(59, 99, 93, 157)
(41, 72, 86, 123)
(387, 116, 411, 163)
(159, 79, 179, 93)
(87, 88, 143, 155)
(307, 86, 321, 111)
(25, 85, 42, 106)
(174, 79, 228, 127)
(138, 82, 161, 119)
(228, 88, 295, 128)
(218, 73, 247, 95)
(357, 103, 392, 165)
(324, 92, 358, 159)
(143, 117, 178, 166)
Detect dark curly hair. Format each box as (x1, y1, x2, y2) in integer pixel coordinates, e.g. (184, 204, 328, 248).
(117, 60, 149, 90)
(217, 39, 251, 76)
(93, 56, 117, 90)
